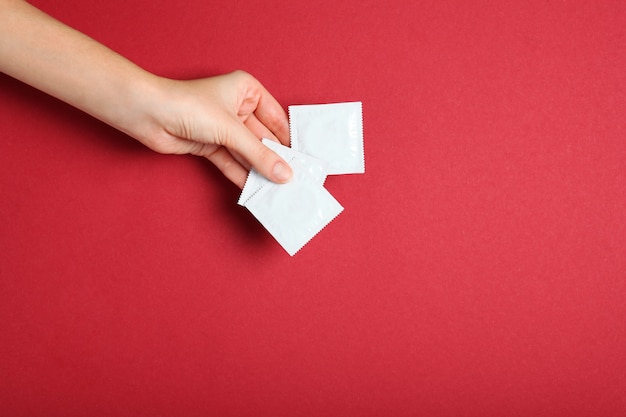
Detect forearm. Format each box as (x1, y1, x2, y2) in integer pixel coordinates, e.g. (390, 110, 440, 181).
(0, 0, 160, 138)
(0, 0, 292, 186)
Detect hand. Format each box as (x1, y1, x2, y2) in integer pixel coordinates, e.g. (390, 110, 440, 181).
(0, 1, 292, 189)
(136, 71, 293, 188)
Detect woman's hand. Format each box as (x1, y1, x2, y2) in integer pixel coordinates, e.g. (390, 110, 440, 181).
(0, 0, 291, 188)
(137, 71, 293, 188)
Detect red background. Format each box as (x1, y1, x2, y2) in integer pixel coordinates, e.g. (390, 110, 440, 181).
(1, 1, 625, 415)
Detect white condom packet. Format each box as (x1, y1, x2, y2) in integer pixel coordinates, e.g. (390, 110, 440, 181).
(238, 138, 328, 206)
(244, 157, 343, 256)
(289, 101, 364, 175)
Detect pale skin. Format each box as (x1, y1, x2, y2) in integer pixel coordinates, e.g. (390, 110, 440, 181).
(0, 0, 293, 188)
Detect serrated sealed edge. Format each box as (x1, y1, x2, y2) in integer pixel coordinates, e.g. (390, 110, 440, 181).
(346, 101, 365, 174)
(358, 101, 365, 174)
(288, 105, 299, 151)
(237, 168, 260, 206)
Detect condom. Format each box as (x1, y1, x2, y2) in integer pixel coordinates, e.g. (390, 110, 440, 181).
(289, 101, 364, 175)
(238, 101, 364, 255)
(244, 156, 343, 256)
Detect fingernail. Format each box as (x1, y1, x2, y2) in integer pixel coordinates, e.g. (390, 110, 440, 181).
(272, 161, 292, 182)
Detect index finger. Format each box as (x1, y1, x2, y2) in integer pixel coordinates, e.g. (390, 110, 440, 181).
(253, 84, 290, 146)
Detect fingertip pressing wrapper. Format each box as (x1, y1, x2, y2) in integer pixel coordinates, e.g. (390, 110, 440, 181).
(244, 157, 343, 256)
(262, 138, 329, 185)
(289, 101, 364, 175)
(238, 139, 328, 207)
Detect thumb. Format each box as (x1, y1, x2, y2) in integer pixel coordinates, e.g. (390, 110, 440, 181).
(225, 121, 293, 184)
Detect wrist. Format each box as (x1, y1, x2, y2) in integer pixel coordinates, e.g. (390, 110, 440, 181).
(109, 71, 172, 144)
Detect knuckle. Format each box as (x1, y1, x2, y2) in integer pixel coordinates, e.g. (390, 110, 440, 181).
(231, 69, 252, 80)
(229, 70, 258, 88)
